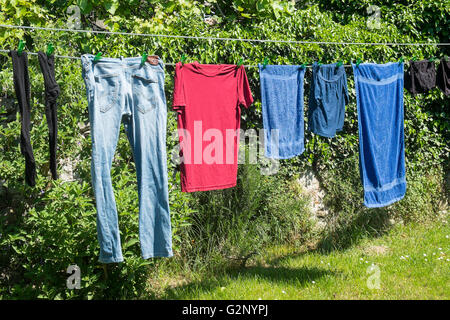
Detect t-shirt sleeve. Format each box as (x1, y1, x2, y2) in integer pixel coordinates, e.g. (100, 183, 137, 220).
(172, 62, 186, 111)
(238, 66, 254, 108)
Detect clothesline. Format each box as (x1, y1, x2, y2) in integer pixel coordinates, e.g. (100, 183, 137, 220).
(1, 24, 450, 46)
(1, 23, 448, 67)
(4, 23, 448, 216)
(0, 49, 353, 68)
(0, 48, 80, 61)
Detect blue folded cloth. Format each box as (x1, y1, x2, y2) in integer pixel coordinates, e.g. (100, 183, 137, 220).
(259, 64, 306, 159)
(352, 62, 407, 208)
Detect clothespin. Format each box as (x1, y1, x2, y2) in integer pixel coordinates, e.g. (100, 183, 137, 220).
(317, 60, 322, 66)
(141, 52, 148, 66)
(17, 40, 25, 56)
(236, 57, 244, 69)
(356, 59, 362, 67)
(336, 60, 343, 67)
(46, 43, 54, 56)
(412, 56, 417, 62)
(262, 57, 269, 69)
(429, 56, 436, 62)
(180, 53, 187, 65)
(93, 52, 102, 62)
(398, 56, 404, 64)
(300, 62, 308, 69)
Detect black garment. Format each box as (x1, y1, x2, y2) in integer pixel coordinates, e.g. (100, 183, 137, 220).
(436, 58, 450, 96)
(404, 59, 436, 95)
(10, 50, 36, 186)
(38, 52, 60, 179)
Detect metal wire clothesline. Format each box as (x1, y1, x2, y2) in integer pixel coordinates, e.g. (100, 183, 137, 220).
(0, 24, 448, 67)
(0, 49, 354, 68)
(1, 24, 449, 46)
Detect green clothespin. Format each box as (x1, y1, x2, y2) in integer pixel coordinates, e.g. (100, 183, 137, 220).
(429, 56, 436, 62)
(317, 60, 322, 66)
(94, 52, 102, 62)
(46, 43, 54, 56)
(300, 62, 308, 69)
(399, 56, 404, 64)
(262, 57, 269, 69)
(236, 57, 244, 68)
(180, 53, 187, 65)
(141, 52, 148, 66)
(17, 40, 25, 56)
(412, 56, 417, 62)
(356, 59, 362, 66)
(336, 60, 343, 67)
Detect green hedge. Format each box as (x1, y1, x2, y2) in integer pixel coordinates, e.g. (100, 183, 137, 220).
(0, 1, 448, 299)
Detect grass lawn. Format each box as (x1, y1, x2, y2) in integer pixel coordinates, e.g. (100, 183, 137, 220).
(151, 216, 449, 299)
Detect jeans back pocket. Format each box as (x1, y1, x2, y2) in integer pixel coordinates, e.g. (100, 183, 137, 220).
(132, 72, 159, 114)
(94, 73, 119, 113)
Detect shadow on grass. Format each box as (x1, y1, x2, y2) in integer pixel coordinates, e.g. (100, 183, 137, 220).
(316, 207, 392, 254)
(261, 207, 393, 268)
(161, 265, 335, 299)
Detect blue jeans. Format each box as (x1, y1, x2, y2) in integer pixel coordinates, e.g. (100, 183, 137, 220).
(81, 54, 173, 263)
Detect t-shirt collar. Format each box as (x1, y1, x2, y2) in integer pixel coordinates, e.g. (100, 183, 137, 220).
(191, 61, 229, 76)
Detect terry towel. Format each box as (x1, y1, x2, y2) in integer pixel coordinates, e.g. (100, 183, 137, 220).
(259, 64, 306, 159)
(353, 62, 406, 208)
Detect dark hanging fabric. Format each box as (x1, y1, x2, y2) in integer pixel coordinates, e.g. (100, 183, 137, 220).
(404, 59, 436, 95)
(436, 58, 450, 96)
(10, 50, 36, 186)
(38, 51, 60, 179)
(308, 62, 349, 138)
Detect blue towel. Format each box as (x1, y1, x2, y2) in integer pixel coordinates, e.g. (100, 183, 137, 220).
(308, 62, 349, 137)
(259, 64, 306, 159)
(353, 62, 406, 208)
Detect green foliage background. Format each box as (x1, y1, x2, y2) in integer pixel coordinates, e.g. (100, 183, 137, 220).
(0, 0, 448, 299)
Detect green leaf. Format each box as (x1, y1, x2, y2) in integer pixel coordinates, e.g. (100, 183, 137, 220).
(124, 238, 139, 249)
(77, 0, 91, 14)
(104, 0, 119, 15)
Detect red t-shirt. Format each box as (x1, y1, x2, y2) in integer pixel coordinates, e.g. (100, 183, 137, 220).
(172, 62, 254, 192)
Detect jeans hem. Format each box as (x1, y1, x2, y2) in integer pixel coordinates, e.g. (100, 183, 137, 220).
(99, 256, 124, 264)
(142, 251, 173, 259)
